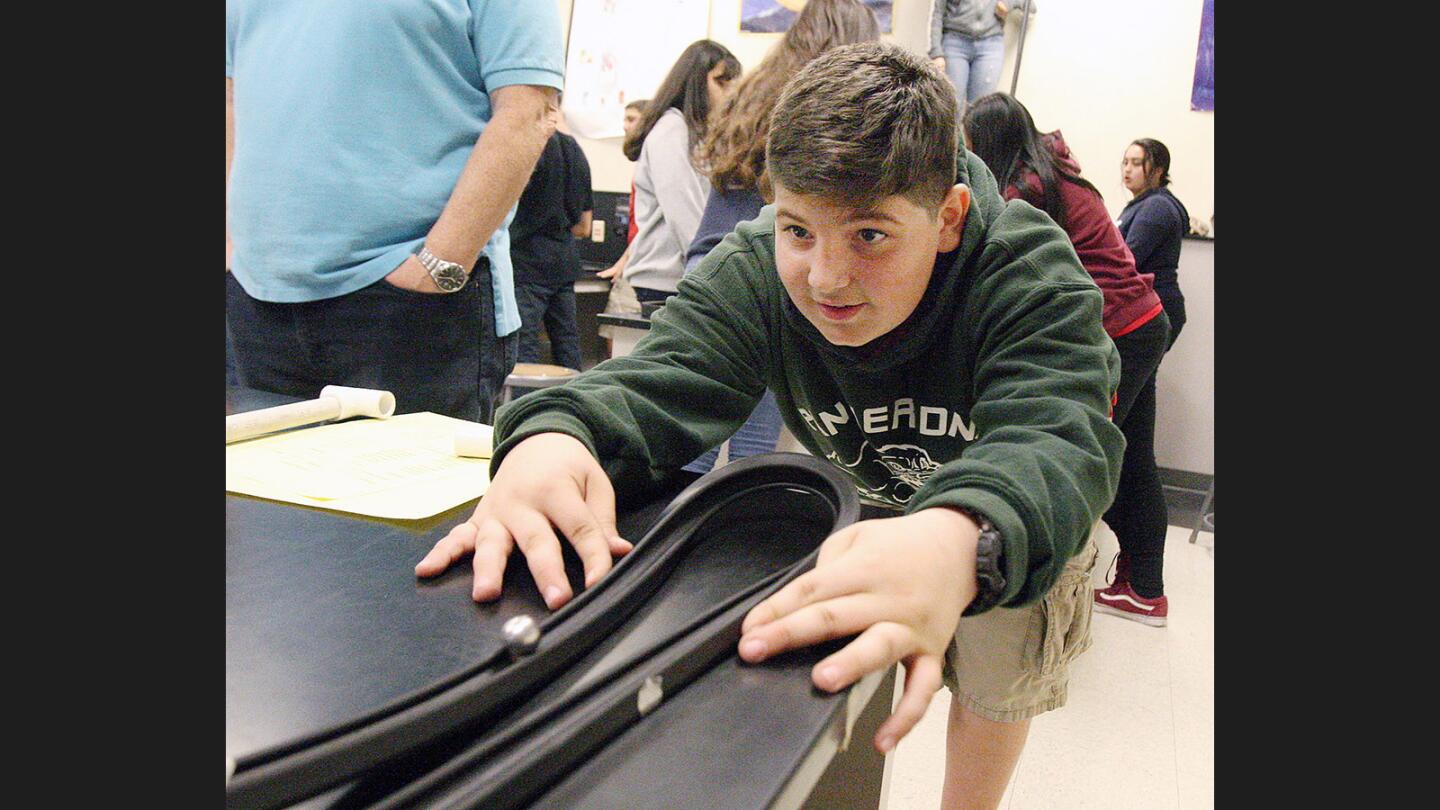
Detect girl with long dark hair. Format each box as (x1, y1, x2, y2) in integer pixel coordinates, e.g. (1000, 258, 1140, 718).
(964, 92, 1174, 626)
(622, 40, 741, 302)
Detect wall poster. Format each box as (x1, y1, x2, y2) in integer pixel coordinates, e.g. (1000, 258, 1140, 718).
(562, 0, 711, 140)
(739, 0, 893, 34)
(1191, 0, 1214, 111)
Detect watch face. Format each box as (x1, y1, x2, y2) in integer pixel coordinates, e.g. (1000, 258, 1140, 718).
(433, 265, 468, 292)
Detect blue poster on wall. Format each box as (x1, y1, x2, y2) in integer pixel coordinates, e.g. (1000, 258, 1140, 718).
(740, 0, 892, 34)
(1191, 0, 1214, 111)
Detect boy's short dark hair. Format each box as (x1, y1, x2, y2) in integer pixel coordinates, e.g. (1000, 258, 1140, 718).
(766, 42, 957, 214)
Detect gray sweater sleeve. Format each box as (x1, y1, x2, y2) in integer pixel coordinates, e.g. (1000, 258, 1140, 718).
(929, 0, 954, 57)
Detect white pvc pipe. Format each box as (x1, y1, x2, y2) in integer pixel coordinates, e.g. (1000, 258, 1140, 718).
(225, 386, 396, 444)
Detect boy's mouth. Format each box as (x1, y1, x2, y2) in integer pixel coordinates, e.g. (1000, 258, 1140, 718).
(816, 302, 864, 321)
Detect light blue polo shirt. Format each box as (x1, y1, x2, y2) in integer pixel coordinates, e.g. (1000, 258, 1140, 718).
(225, 0, 565, 336)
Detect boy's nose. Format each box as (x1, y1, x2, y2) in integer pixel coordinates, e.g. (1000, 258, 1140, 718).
(807, 247, 852, 294)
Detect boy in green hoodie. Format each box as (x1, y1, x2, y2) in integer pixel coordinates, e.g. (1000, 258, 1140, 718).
(417, 42, 1123, 809)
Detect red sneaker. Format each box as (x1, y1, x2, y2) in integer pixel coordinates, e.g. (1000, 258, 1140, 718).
(1093, 581, 1168, 626)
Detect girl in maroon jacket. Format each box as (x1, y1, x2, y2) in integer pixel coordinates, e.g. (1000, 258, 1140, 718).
(963, 92, 1173, 626)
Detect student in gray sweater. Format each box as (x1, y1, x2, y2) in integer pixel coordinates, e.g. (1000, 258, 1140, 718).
(621, 40, 740, 302)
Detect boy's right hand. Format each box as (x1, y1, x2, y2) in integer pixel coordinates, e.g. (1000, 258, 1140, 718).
(414, 433, 633, 610)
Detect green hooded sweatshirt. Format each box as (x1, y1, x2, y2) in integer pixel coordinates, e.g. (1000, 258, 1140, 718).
(491, 149, 1124, 612)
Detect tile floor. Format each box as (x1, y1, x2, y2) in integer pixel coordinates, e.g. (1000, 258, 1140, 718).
(880, 500, 1214, 809)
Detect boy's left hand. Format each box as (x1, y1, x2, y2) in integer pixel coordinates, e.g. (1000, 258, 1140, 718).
(738, 507, 982, 753)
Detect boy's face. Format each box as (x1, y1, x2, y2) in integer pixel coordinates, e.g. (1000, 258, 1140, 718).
(773, 184, 970, 346)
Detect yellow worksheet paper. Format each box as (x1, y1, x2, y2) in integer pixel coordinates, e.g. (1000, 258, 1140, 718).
(225, 412, 492, 520)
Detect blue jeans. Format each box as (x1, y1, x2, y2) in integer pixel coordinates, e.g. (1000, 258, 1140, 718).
(225, 316, 239, 385)
(683, 390, 784, 474)
(941, 33, 1006, 114)
(226, 260, 516, 423)
(515, 277, 582, 371)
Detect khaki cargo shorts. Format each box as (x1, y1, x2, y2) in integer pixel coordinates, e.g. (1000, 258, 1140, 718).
(941, 523, 1100, 723)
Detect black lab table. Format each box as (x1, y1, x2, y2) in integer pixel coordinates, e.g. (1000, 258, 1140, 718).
(225, 387, 894, 809)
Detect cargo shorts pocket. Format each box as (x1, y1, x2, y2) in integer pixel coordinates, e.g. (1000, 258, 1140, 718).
(1030, 543, 1097, 678)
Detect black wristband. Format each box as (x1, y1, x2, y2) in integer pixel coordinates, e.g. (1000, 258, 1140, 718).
(955, 508, 1006, 616)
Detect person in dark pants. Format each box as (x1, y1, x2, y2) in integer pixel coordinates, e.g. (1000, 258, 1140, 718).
(510, 119, 593, 372)
(1104, 137, 1193, 615)
(227, 260, 514, 422)
(226, 1, 562, 424)
(963, 92, 1173, 626)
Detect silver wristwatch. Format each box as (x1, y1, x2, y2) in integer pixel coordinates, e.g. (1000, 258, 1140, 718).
(415, 246, 470, 293)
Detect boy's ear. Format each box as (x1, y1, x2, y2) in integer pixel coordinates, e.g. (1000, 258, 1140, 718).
(936, 184, 971, 253)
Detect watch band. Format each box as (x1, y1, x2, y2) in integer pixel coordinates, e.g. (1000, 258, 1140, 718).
(415, 246, 470, 293)
(954, 507, 1007, 616)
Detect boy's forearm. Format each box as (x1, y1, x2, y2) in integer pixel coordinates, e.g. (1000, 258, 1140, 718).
(492, 279, 767, 491)
(907, 279, 1122, 607)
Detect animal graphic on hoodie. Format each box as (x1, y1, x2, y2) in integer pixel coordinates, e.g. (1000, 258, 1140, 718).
(797, 397, 980, 507)
(825, 440, 942, 505)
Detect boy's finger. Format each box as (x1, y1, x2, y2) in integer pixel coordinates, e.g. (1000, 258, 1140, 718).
(807, 621, 914, 693)
(580, 468, 630, 553)
(511, 513, 573, 610)
(415, 520, 480, 577)
(741, 564, 862, 634)
(738, 594, 881, 663)
(874, 655, 943, 753)
(469, 518, 514, 602)
(547, 492, 619, 589)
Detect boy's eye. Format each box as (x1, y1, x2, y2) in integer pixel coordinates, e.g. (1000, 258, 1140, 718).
(783, 224, 812, 240)
(857, 228, 887, 244)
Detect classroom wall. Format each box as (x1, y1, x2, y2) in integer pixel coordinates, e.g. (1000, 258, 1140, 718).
(1153, 239, 1213, 476)
(558, 0, 1214, 222)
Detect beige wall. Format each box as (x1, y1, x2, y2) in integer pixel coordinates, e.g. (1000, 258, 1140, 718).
(993, 0, 1214, 225)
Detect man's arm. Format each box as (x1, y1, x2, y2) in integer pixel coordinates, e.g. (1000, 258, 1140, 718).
(385, 84, 559, 292)
(226, 77, 234, 269)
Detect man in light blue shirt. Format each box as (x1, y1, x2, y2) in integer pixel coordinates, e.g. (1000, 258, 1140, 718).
(226, 0, 565, 421)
